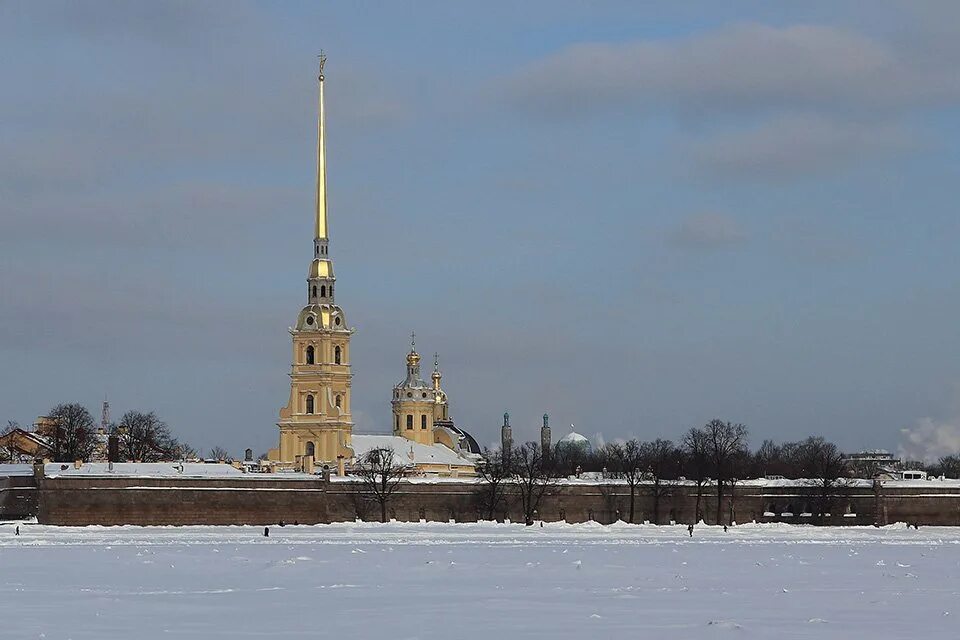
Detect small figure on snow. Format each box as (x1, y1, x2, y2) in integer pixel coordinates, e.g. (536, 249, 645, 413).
(688, 524, 694, 537)
(263, 527, 270, 537)
(15, 525, 20, 536)
(723, 525, 728, 532)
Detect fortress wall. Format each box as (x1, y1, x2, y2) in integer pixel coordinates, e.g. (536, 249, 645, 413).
(24, 475, 960, 527)
(0, 476, 38, 519)
(36, 476, 332, 526)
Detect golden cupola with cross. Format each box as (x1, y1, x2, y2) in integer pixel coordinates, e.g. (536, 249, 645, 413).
(391, 335, 438, 447)
(270, 55, 354, 466)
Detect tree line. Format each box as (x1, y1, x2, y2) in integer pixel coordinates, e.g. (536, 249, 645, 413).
(485, 420, 855, 526)
(332, 418, 960, 526)
(478, 420, 880, 524)
(1, 403, 203, 463)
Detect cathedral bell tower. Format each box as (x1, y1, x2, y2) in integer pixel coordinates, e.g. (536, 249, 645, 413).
(392, 334, 437, 446)
(273, 54, 354, 466)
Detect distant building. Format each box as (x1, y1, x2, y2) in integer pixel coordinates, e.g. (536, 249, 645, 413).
(0, 427, 52, 463)
(557, 430, 592, 454)
(842, 450, 901, 478)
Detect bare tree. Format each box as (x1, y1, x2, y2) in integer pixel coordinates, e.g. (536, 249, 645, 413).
(174, 442, 198, 461)
(207, 446, 232, 462)
(641, 438, 678, 525)
(931, 455, 960, 479)
(605, 440, 645, 523)
(475, 448, 513, 521)
(354, 447, 406, 523)
(682, 427, 710, 523)
(796, 436, 849, 523)
(513, 442, 555, 525)
(0, 420, 18, 462)
(41, 404, 98, 462)
(726, 448, 753, 524)
(116, 411, 178, 462)
(552, 440, 590, 478)
(703, 419, 748, 525)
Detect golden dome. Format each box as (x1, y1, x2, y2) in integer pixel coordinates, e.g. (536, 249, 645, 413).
(407, 350, 421, 367)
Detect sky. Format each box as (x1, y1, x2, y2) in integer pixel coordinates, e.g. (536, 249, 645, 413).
(2, 1, 959, 460)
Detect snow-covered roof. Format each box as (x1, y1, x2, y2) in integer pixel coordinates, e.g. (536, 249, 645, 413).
(351, 435, 476, 468)
(42, 462, 245, 478)
(0, 464, 35, 477)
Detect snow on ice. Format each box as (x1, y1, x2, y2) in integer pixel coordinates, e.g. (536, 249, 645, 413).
(0, 521, 958, 639)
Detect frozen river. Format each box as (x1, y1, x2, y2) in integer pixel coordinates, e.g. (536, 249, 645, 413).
(0, 521, 957, 639)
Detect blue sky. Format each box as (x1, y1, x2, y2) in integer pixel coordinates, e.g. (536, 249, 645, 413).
(2, 1, 959, 459)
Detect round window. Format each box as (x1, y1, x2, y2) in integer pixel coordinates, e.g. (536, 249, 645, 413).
(422, 392, 427, 398)
(305, 316, 314, 325)
(406, 392, 412, 398)
(335, 317, 341, 326)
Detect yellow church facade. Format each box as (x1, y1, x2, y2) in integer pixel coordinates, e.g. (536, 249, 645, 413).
(268, 58, 478, 477)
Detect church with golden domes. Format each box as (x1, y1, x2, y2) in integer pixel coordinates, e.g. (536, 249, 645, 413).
(267, 57, 479, 476)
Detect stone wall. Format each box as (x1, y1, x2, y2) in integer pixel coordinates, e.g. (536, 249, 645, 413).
(0, 476, 38, 519)
(20, 475, 960, 526)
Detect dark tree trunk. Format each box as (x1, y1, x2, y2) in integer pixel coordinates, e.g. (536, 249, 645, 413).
(628, 484, 636, 523)
(380, 502, 387, 523)
(653, 482, 661, 525)
(694, 483, 703, 524)
(716, 478, 724, 525)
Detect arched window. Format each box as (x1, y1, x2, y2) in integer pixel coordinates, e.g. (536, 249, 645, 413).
(335, 395, 342, 408)
(305, 345, 315, 365)
(321, 285, 326, 298)
(305, 441, 315, 457)
(334, 346, 342, 364)
(312, 285, 317, 299)
(406, 415, 413, 430)
(421, 415, 427, 430)
(395, 414, 400, 432)
(305, 395, 314, 414)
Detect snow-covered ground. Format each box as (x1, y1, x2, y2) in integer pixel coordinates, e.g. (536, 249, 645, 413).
(0, 521, 957, 639)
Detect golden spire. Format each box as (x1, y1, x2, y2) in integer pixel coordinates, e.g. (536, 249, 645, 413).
(432, 352, 442, 389)
(315, 52, 328, 241)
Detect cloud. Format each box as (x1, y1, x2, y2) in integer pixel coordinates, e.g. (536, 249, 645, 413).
(688, 115, 916, 180)
(899, 417, 960, 462)
(669, 213, 747, 250)
(503, 23, 960, 117)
